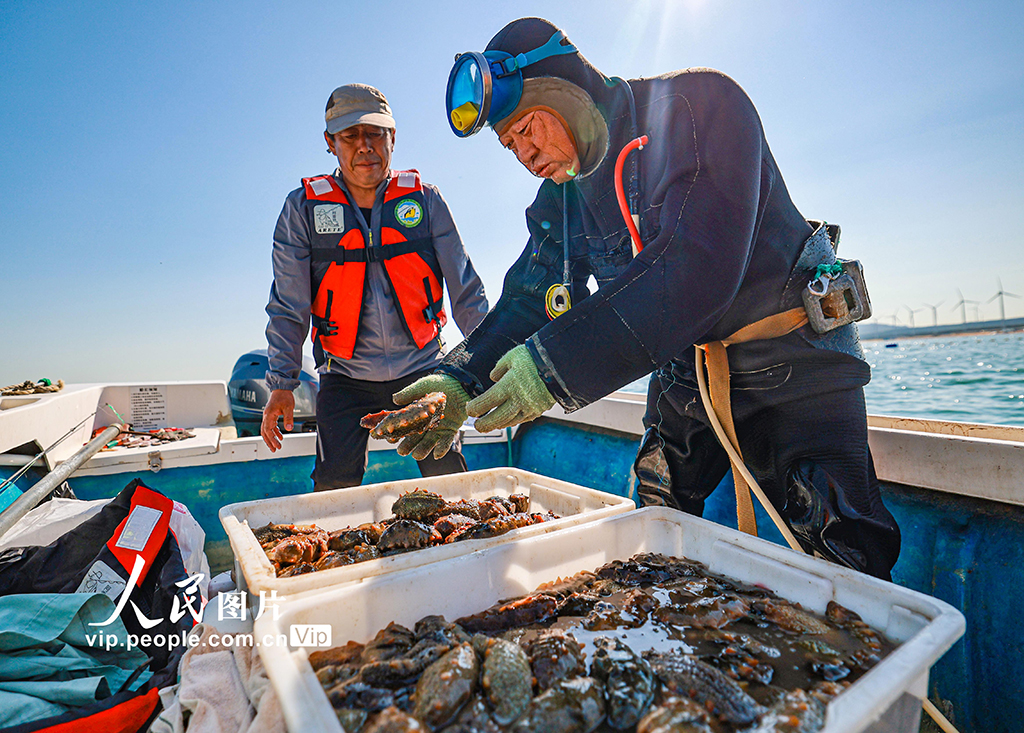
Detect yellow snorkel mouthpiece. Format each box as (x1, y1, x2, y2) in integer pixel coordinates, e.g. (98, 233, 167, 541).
(450, 101, 480, 132)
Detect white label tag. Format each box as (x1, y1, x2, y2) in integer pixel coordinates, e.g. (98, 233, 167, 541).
(309, 177, 333, 195)
(115, 504, 163, 551)
(129, 385, 167, 431)
(75, 560, 127, 601)
(314, 204, 345, 234)
(397, 172, 415, 189)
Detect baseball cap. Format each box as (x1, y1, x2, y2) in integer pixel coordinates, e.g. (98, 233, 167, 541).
(325, 84, 396, 134)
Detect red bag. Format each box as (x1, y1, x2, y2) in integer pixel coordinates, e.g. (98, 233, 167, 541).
(0, 479, 197, 733)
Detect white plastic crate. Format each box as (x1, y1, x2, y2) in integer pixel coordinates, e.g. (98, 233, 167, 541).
(254, 506, 964, 733)
(219, 468, 635, 600)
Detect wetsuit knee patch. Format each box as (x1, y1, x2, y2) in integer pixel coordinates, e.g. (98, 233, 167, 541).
(785, 459, 868, 573)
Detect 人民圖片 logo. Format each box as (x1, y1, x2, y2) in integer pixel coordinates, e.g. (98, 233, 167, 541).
(395, 199, 423, 228)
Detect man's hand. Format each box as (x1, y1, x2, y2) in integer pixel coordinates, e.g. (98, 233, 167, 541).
(261, 389, 295, 452)
(466, 344, 555, 433)
(392, 374, 470, 460)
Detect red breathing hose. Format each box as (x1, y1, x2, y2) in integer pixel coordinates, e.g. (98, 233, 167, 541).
(614, 135, 649, 253)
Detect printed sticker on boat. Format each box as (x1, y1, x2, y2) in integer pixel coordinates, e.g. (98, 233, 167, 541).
(75, 559, 128, 601)
(314, 204, 345, 234)
(115, 504, 163, 552)
(129, 385, 167, 432)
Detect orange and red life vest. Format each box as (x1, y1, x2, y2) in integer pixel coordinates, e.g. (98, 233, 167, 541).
(302, 170, 447, 360)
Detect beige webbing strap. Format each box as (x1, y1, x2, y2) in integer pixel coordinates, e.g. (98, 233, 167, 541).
(698, 307, 808, 536)
(721, 307, 809, 347)
(701, 340, 757, 534)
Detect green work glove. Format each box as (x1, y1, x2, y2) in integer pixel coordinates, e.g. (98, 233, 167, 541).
(466, 344, 556, 433)
(392, 374, 470, 460)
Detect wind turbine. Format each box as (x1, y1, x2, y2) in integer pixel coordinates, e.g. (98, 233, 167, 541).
(952, 289, 970, 323)
(922, 301, 943, 326)
(889, 309, 903, 327)
(903, 305, 923, 328)
(987, 278, 1020, 324)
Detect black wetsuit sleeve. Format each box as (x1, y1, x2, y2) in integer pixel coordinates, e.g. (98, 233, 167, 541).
(528, 74, 769, 410)
(437, 181, 567, 397)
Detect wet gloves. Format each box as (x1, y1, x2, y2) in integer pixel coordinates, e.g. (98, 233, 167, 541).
(467, 344, 556, 433)
(392, 374, 470, 460)
(391, 346, 556, 454)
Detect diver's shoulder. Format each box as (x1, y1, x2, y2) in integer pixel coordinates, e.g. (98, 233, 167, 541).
(636, 68, 755, 111)
(640, 67, 746, 93)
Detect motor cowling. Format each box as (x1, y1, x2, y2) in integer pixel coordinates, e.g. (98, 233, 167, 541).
(228, 349, 318, 437)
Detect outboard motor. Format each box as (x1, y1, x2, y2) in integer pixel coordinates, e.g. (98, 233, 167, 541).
(228, 349, 319, 437)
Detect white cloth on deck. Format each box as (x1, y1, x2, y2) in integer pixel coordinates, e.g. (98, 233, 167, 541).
(152, 624, 285, 733)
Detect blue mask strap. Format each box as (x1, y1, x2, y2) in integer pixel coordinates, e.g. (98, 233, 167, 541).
(495, 31, 577, 75)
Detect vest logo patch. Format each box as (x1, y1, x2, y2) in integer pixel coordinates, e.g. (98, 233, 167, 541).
(395, 199, 423, 228)
(314, 204, 345, 234)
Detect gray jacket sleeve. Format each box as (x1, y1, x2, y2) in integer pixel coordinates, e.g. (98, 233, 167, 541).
(264, 188, 311, 392)
(424, 184, 489, 335)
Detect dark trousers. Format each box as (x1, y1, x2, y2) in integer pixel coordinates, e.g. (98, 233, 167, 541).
(634, 366, 901, 580)
(312, 370, 467, 491)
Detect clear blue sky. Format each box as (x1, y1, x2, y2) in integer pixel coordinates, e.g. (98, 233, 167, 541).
(2, 0, 1022, 385)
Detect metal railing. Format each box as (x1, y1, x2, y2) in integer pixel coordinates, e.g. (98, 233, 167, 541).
(0, 424, 123, 539)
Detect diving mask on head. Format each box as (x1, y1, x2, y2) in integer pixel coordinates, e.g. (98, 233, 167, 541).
(445, 31, 578, 137)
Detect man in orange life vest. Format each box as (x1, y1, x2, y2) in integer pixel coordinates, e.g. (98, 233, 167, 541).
(260, 84, 489, 490)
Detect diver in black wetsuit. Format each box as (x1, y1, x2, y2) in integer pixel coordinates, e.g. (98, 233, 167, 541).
(395, 17, 900, 580)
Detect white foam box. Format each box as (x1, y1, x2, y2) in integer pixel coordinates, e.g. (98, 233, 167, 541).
(254, 506, 964, 733)
(219, 468, 635, 601)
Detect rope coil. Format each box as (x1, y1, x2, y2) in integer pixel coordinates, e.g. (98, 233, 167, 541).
(1, 379, 64, 396)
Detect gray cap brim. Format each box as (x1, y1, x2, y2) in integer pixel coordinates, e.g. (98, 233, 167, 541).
(326, 111, 396, 134)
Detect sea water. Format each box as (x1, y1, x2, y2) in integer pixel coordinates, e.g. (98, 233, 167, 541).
(621, 331, 1024, 428)
(863, 331, 1024, 427)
